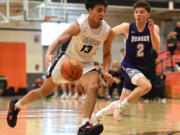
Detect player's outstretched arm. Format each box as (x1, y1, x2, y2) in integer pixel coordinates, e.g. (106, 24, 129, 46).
(45, 22, 80, 69)
(112, 22, 129, 38)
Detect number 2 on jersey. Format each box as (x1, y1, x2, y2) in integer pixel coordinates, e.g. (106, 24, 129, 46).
(80, 45, 93, 53)
(137, 43, 144, 57)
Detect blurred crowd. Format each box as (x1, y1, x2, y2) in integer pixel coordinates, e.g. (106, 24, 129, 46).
(166, 21, 180, 71)
(166, 21, 180, 53)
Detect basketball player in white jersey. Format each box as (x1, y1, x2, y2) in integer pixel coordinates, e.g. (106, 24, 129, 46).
(7, 0, 114, 135)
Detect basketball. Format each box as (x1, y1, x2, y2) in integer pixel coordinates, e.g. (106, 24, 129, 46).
(61, 59, 83, 81)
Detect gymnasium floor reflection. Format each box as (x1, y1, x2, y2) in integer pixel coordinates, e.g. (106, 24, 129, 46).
(1, 97, 180, 135)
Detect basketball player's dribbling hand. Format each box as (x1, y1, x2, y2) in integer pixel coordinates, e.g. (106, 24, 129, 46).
(148, 19, 154, 34)
(103, 72, 113, 85)
(45, 54, 56, 69)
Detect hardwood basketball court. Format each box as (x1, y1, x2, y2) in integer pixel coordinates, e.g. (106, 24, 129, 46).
(1, 97, 180, 135)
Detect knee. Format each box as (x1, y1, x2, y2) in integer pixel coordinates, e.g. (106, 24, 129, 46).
(88, 82, 99, 95)
(143, 81, 152, 94)
(93, 83, 100, 92)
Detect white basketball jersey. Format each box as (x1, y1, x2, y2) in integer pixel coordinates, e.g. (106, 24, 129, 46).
(66, 14, 110, 63)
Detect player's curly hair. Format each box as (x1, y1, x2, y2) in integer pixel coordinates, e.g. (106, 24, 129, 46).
(85, 0, 108, 11)
(133, 0, 151, 13)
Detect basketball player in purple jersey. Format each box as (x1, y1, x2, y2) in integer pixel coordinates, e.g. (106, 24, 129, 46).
(92, 0, 160, 123)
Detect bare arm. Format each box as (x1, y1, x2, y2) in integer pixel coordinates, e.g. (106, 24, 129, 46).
(103, 29, 115, 74)
(45, 22, 80, 68)
(148, 19, 160, 51)
(102, 23, 129, 83)
(112, 22, 129, 38)
(102, 29, 115, 83)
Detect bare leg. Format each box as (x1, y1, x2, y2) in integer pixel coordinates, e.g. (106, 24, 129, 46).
(19, 77, 57, 106)
(59, 83, 67, 98)
(67, 82, 72, 98)
(95, 78, 151, 119)
(95, 88, 131, 118)
(78, 71, 99, 125)
(125, 77, 152, 103)
(118, 88, 132, 102)
(112, 77, 152, 121)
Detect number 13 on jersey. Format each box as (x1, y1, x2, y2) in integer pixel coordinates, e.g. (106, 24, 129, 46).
(80, 45, 93, 53)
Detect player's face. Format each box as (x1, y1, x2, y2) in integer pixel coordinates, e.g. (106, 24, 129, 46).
(89, 5, 106, 23)
(134, 7, 150, 24)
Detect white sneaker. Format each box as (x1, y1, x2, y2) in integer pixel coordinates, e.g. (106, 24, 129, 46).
(91, 112, 102, 125)
(60, 93, 66, 99)
(65, 92, 72, 99)
(52, 92, 58, 98)
(113, 103, 126, 121)
(161, 98, 167, 103)
(175, 64, 180, 72)
(71, 93, 79, 99)
(80, 94, 87, 100)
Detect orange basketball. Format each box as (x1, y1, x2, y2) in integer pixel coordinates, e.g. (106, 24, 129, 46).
(61, 59, 83, 81)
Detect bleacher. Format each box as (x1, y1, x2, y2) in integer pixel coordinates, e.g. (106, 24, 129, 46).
(165, 72, 180, 98)
(156, 42, 180, 99)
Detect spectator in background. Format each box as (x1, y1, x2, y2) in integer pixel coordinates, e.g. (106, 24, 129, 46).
(100, 73, 111, 100)
(174, 21, 180, 49)
(72, 81, 87, 100)
(174, 21, 180, 41)
(94, 62, 103, 99)
(99, 63, 111, 100)
(32, 77, 44, 89)
(120, 48, 125, 63)
(109, 61, 121, 100)
(93, 62, 111, 100)
(59, 82, 74, 99)
(167, 31, 177, 55)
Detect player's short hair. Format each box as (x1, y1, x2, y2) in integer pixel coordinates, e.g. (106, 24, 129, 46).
(133, 0, 151, 13)
(85, 0, 108, 11)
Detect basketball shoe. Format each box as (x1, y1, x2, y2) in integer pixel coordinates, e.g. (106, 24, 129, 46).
(77, 122, 103, 135)
(113, 102, 126, 121)
(91, 112, 102, 125)
(7, 99, 21, 127)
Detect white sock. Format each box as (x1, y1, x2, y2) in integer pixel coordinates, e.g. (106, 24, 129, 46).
(81, 118, 90, 125)
(15, 100, 22, 109)
(74, 92, 78, 96)
(121, 98, 129, 106)
(68, 92, 72, 96)
(96, 101, 118, 117)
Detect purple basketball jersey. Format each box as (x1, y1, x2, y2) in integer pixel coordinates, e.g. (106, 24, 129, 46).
(122, 23, 152, 67)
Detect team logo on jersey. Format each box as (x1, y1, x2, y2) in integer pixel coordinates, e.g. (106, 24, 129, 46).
(131, 31, 135, 34)
(82, 36, 101, 46)
(131, 35, 150, 42)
